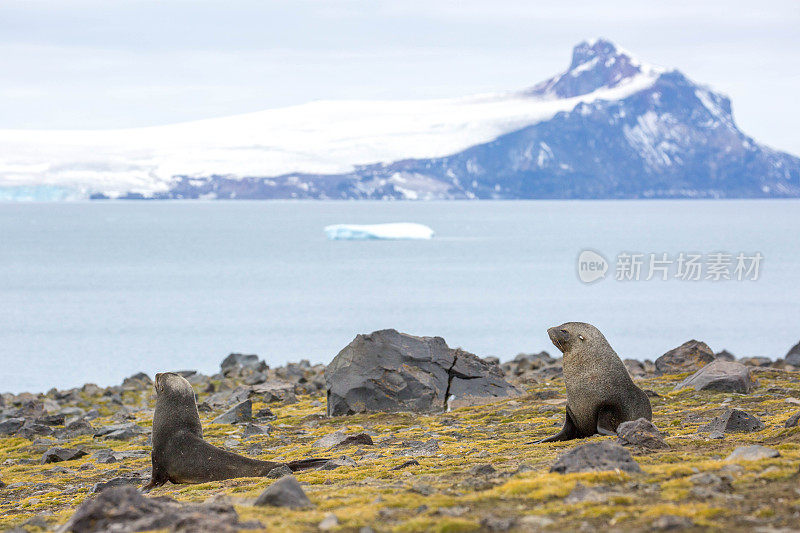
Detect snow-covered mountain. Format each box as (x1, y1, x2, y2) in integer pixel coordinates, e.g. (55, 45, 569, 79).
(1, 39, 798, 200)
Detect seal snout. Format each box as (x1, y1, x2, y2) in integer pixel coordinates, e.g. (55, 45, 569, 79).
(547, 326, 570, 352)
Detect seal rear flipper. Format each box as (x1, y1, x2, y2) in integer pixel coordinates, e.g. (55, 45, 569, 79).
(286, 458, 330, 471)
(533, 407, 580, 443)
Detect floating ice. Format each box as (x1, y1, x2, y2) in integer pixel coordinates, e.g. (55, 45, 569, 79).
(324, 223, 434, 241)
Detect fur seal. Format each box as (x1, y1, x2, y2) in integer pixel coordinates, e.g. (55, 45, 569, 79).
(537, 322, 652, 442)
(144, 372, 328, 490)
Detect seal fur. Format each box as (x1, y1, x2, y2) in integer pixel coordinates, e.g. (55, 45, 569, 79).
(537, 322, 652, 442)
(144, 372, 328, 490)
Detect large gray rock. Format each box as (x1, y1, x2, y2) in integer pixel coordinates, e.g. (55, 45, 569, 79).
(673, 360, 755, 394)
(655, 340, 715, 375)
(550, 441, 642, 474)
(325, 329, 519, 416)
(59, 486, 252, 533)
(785, 341, 800, 367)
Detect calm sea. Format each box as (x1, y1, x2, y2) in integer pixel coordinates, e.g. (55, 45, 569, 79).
(1, 200, 798, 393)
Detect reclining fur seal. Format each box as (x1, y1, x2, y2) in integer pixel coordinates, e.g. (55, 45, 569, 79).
(537, 322, 652, 442)
(144, 372, 328, 490)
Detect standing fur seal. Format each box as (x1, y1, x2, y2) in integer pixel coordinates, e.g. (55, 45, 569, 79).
(144, 372, 329, 490)
(537, 322, 652, 442)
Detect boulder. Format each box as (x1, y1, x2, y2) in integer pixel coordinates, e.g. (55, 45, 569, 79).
(121, 372, 153, 389)
(60, 486, 248, 532)
(655, 340, 715, 375)
(241, 423, 270, 439)
(673, 360, 755, 394)
(41, 447, 87, 464)
(725, 445, 780, 461)
(93, 423, 145, 441)
(266, 465, 292, 478)
(325, 329, 519, 416)
(785, 341, 800, 367)
(220, 353, 267, 377)
(714, 350, 736, 362)
(254, 475, 314, 508)
(212, 400, 252, 424)
(739, 356, 771, 367)
(550, 441, 642, 474)
(616, 418, 669, 449)
(91, 476, 144, 493)
(0, 417, 25, 435)
(699, 409, 765, 435)
(785, 411, 800, 428)
(313, 431, 374, 449)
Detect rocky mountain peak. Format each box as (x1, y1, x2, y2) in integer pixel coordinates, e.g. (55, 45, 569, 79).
(527, 38, 651, 99)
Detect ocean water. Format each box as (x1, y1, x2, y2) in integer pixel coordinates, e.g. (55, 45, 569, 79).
(1, 200, 798, 393)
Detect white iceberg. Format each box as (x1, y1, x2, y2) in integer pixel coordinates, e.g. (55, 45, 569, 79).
(324, 223, 434, 241)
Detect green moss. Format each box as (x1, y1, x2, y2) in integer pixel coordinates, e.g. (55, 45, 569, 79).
(3, 370, 800, 531)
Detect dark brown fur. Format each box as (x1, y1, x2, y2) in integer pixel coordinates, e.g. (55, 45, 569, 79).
(537, 322, 652, 443)
(143, 372, 328, 490)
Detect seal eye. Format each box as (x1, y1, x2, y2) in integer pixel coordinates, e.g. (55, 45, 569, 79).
(578, 335, 585, 341)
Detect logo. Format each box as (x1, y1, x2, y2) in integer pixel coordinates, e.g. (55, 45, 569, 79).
(577, 250, 608, 283)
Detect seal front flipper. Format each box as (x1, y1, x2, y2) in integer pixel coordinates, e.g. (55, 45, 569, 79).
(533, 407, 580, 443)
(142, 456, 169, 492)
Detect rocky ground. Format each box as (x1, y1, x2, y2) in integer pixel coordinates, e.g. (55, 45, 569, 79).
(1, 339, 800, 532)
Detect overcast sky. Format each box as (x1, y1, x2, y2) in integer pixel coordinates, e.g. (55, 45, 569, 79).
(1, 0, 798, 154)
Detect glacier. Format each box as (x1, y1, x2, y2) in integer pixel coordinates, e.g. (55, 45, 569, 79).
(324, 223, 435, 241)
(0, 43, 661, 199)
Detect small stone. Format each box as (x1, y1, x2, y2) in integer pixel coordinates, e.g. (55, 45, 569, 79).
(241, 423, 270, 439)
(318, 513, 339, 531)
(564, 483, 607, 504)
(254, 475, 314, 508)
(212, 400, 252, 424)
(41, 447, 88, 464)
(391, 460, 420, 470)
(36, 413, 66, 426)
(93, 423, 145, 441)
(469, 464, 496, 476)
(266, 465, 293, 478)
(92, 477, 143, 493)
(785, 411, 800, 428)
(517, 516, 555, 529)
(616, 418, 669, 449)
(334, 433, 374, 448)
(699, 409, 765, 434)
(550, 441, 642, 474)
(651, 515, 694, 530)
(725, 445, 780, 461)
(397, 439, 440, 457)
(313, 430, 347, 448)
(317, 456, 356, 470)
(480, 516, 515, 531)
(254, 407, 276, 420)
